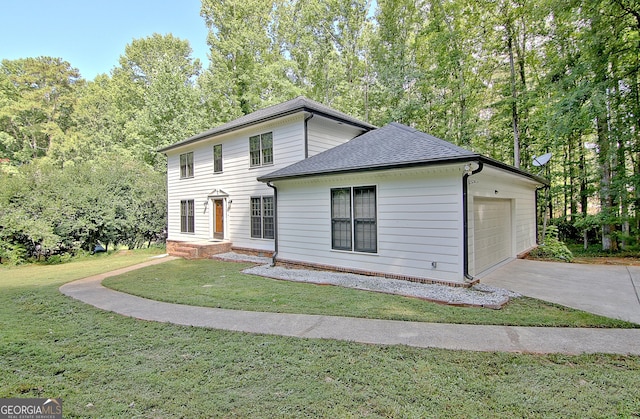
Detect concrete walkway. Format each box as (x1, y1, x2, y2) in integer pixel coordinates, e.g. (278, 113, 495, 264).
(59, 256, 640, 355)
(482, 259, 640, 325)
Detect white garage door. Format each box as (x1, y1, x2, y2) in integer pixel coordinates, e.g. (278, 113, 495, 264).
(474, 198, 512, 274)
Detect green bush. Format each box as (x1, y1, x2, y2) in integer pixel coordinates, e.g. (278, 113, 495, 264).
(0, 241, 27, 265)
(42, 253, 73, 265)
(530, 225, 574, 262)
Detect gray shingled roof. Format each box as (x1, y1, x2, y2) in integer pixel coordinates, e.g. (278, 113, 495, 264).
(258, 122, 548, 184)
(258, 122, 478, 181)
(158, 96, 376, 152)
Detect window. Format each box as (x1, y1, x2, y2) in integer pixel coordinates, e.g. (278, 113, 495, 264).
(180, 200, 195, 233)
(331, 186, 377, 253)
(249, 132, 273, 167)
(262, 197, 275, 239)
(213, 144, 222, 173)
(180, 152, 194, 178)
(251, 196, 274, 239)
(331, 188, 352, 250)
(353, 187, 377, 252)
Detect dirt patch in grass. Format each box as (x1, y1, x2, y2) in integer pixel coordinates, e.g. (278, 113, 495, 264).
(526, 252, 640, 266)
(571, 256, 640, 266)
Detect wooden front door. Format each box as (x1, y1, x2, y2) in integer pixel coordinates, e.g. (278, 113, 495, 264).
(214, 199, 224, 239)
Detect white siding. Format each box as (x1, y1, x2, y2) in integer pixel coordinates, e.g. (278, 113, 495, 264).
(274, 166, 466, 283)
(165, 115, 306, 251)
(306, 116, 365, 157)
(165, 113, 370, 253)
(467, 166, 540, 276)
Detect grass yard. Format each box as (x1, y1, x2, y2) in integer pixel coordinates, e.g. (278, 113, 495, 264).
(103, 258, 637, 328)
(1, 252, 639, 417)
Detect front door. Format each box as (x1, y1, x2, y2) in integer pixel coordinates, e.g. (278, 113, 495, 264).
(214, 199, 224, 239)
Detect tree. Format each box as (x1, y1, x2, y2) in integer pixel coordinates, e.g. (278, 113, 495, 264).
(0, 155, 166, 263)
(200, 0, 301, 117)
(280, 0, 372, 119)
(369, 0, 423, 126)
(0, 57, 81, 164)
(113, 33, 207, 169)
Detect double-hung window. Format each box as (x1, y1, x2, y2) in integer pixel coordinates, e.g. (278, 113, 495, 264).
(180, 200, 195, 233)
(213, 144, 223, 173)
(180, 152, 194, 178)
(251, 196, 274, 239)
(331, 186, 377, 253)
(249, 132, 273, 167)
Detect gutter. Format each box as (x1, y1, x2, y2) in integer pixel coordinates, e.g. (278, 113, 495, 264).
(463, 161, 484, 282)
(258, 155, 548, 186)
(266, 181, 278, 266)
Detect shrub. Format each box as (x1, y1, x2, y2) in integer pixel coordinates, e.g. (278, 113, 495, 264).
(0, 240, 27, 265)
(530, 225, 574, 262)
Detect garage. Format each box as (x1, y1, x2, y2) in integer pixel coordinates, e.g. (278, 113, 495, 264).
(474, 198, 512, 274)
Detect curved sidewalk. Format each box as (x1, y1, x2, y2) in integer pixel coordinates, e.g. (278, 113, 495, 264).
(59, 257, 640, 355)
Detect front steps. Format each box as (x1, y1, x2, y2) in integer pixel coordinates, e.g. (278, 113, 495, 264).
(167, 240, 232, 259)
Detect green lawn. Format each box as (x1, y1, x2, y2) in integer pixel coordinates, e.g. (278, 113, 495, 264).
(103, 258, 637, 328)
(1, 252, 640, 417)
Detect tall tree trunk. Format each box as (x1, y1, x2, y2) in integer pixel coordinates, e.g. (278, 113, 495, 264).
(569, 135, 577, 217)
(597, 112, 618, 251)
(507, 20, 521, 168)
(579, 141, 588, 216)
(563, 143, 569, 218)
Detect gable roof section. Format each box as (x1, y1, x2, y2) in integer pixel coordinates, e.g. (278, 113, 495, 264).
(158, 96, 376, 153)
(258, 122, 548, 184)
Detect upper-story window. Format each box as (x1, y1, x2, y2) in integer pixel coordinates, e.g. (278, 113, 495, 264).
(249, 132, 273, 167)
(180, 152, 194, 178)
(213, 144, 223, 173)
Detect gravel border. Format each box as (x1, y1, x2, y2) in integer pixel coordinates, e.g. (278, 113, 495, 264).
(213, 252, 520, 308)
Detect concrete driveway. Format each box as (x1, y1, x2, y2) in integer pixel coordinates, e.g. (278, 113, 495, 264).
(482, 259, 640, 325)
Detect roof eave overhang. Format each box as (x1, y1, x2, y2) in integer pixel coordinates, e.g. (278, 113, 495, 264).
(158, 106, 376, 154)
(258, 155, 549, 185)
(478, 156, 549, 185)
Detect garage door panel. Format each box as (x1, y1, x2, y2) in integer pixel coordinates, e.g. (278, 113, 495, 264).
(474, 198, 511, 274)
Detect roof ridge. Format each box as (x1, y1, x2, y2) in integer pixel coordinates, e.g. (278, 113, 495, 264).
(388, 121, 417, 132)
(159, 96, 375, 152)
(385, 122, 475, 154)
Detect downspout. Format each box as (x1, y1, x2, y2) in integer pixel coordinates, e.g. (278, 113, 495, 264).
(463, 161, 484, 282)
(267, 181, 278, 267)
(304, 113, 314, 159)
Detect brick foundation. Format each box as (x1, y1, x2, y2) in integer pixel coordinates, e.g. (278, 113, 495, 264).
(230, 246, 275, 258)
(274, 258, 476, 288)
(167, 240, 233, 259)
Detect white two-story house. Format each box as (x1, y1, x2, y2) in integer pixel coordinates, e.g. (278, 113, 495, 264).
(161, 96, 547, 285)
(158, 97, 375, 259)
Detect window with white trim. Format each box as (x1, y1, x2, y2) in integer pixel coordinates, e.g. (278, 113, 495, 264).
(213, 144, 222, 173)
(180, 152, 194, 178)
(331, 186, 377, 253)
(180, 200, 195, 233)
(250, 196, 274, 239)
(249, 132, 273, 167)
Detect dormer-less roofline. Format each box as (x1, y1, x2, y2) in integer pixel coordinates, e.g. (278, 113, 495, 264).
(258, 122, 548, 186)
(158, 96, 376, 153)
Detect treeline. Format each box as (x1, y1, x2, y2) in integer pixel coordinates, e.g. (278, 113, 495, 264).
(1, 0, 640, 262)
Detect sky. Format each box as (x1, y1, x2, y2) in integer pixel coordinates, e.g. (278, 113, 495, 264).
(0, 0, 210, 80)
